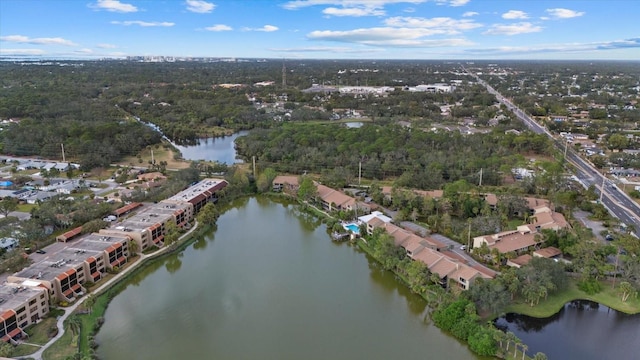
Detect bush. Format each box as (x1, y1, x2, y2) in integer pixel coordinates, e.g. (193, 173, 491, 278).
(578, 278, 602, 295)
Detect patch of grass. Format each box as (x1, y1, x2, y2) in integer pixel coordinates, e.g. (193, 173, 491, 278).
(12, 344, 41, 357)
(25, 317, 58, 345)
(42, 325, 76, 360)
(16, 203, 36, 212)
(506, 279, 640, 318)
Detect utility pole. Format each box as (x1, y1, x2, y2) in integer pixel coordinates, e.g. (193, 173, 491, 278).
(467, 221, 472, 251)
(479, 168, 483, 187)
(151, 150, 154, 164)
(252, 156, 256, 176)
(61, 143, 66, 162)
(358, 161, 362, 185)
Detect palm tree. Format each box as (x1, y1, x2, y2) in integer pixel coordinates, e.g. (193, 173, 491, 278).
(66, 315, 82, 337)
(533, 352, 548, 360)
(513, 336, 522, 358)
(84, 294, 95, 315)
(505, 331, 517, 352)
(128, 239, 139, 256)
(521, 344, 528, 360)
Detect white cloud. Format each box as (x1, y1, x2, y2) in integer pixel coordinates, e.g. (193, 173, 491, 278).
(483, 22, 542, 36)
(111, 21, 175, 27)
(282, 0, 468, 10)
(243, 25, 279, 32)
(546, 8, 585, 19)
(502, 10, 528, 19)
(205, 24, 232, 31)
(383, 16, 482, 34)
(464, 38, 640, 56)
(283, 0, 426, 10)
(462, 11, 478, 17)
(186, 0, 216, 13)
(97, 43, 117, 49)
(323, 7, 385, 17)
(74, 48, 94, 54)
(445, 0, 469, 6)
(0, 35, 77, 46)
(270, 46, 385, 53)
(307, 27, 472, 47)
(90, 0, 138, 13)
(0, 48, 46, 55)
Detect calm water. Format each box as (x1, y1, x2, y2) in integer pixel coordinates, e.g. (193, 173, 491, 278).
(96, 197, 476, 360)
(174, 130, 249, 163)
(344, 121, 363, 128)
(496, 300, 640, 360)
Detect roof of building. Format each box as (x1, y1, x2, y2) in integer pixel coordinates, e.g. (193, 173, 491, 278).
(113, 202, 143, 216)
(490, 232, 539, 253)
(0, 283, 46, 314)
(508, 254, 533, 267)
(534, 246, 562, 258)
(316, 184, 355, 208)
(166, 178, 227, 204)
(273, 175, 299, 186)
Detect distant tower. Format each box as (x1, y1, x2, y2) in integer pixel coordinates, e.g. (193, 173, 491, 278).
(282, 59, 286, 88)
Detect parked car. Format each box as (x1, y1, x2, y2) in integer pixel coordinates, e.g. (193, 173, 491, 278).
(36, 249, 46, 254)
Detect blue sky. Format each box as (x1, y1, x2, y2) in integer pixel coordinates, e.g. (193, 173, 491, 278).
(1, 0, 638, 60)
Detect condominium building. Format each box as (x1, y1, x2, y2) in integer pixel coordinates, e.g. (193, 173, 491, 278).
(0, 282, 49, 344)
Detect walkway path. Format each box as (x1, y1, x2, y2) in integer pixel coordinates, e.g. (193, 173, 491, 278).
(28, 221, 201, 360)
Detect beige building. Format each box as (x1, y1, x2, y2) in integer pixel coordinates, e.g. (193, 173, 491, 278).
(9, 233, 130, 303)
(0, 283, 49, 344)
(362, 214, 492, 290)
(473, 206, 569, 254)
(101, 201, 192, 252)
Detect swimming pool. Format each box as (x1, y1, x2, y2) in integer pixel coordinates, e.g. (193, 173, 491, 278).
(344, 223, 360, 234)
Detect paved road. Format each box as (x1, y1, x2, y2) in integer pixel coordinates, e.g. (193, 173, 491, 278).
(468, 69, 640, 238)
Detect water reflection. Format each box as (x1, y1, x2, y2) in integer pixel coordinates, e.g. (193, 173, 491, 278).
(496, 300, 640, 360)
(96, 197, 477, 360)
(174, 130, 249, 163)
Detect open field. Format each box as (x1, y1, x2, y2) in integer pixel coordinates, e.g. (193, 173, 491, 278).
(118, 143, 190, 170)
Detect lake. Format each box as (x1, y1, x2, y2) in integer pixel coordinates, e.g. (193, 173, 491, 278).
(173, 130, 249, 164)
(95, 197, 476, 360)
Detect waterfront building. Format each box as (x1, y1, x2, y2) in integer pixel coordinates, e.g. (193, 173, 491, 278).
(0, 282, 49, 344)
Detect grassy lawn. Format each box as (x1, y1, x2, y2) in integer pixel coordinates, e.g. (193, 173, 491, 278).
(506, 279, 640, 318)
(42, 326, 76, 360)
(12, 344, 41, 357)
(16, 203, 36, 212)
(25, 317, 58, 345)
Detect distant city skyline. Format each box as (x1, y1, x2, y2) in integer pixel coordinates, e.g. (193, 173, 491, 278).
(1, 0, 639, 60)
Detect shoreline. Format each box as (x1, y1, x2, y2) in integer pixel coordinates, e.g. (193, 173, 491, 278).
(37, 219, 213, 359)
(41, 195, 640, 359)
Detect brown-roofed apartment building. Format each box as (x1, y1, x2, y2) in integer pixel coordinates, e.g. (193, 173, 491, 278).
(473, 206, 569, 254)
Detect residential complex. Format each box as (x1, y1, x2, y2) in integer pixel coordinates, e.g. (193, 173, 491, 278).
(360, 212, 494, 290)
(473, 205, 569, 254)
(0, 178, 227, 343)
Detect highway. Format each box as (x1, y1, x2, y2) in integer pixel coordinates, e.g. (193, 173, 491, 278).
(468, 70, 640, 237)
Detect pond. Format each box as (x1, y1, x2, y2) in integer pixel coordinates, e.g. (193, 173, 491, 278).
(95, 197, 477, 360)
(495, 300, 640, 360)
